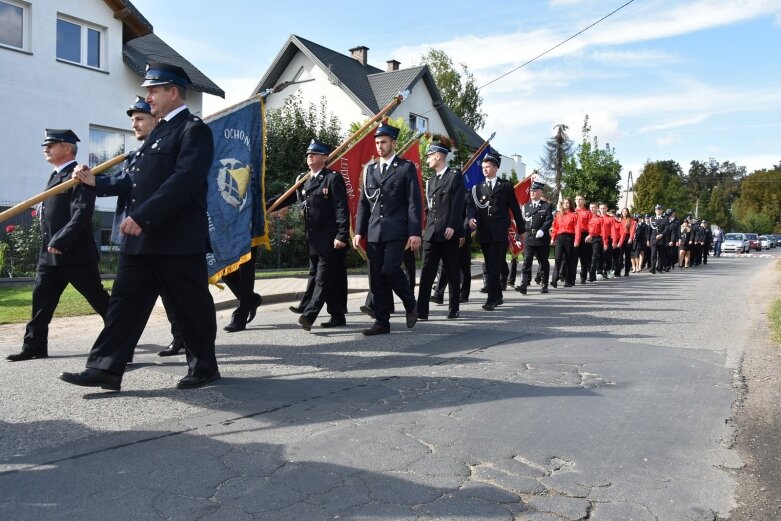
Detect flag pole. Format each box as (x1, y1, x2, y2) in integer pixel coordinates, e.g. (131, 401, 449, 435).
(0, 153, 128, 224)
(395, 131, 423, 156)
(267, 91, 409, 213)
(460, 132, 496, 174)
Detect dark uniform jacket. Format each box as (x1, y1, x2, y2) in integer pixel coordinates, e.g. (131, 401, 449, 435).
(666, 218, 680, 244)
(467, 177, 524, 243)
(521, 199, 554, 247)
(95, 109, 214, 256)
(423, 167, 465, 242)
(38, 161, 100, 266)
(633, 221, 649, 246)
(274, 168, 351, 256)
(356, 156, 422, 242)
(649, 214, 668, 245)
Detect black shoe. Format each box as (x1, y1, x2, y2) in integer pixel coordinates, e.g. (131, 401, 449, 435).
(158, 339, 185, 357)
(223, 321, 246, 333)
(459, 295, 469, 303)
(564, 282, 574, 287)
(289, 305, 302, 314)
(589, 277, 596, 282)
(177, 372, 221, 389)
(429, 295, 444, 305)
(59, 368, 121, 391)
(550, 280, 558, 288)
(541, 286, 549, 294)
(615, 272, 621, 277)
(482, 302, 496, 311)
(7, 348, 48, 362)
(479, 286, 488, 294)
(581, 279, 587, 285)
(534, 274, 542, 285)
(496, 298, 504, 306)
(500, 283, 507, 291)
(359, 305, 375, 318)
(247, 294, 262, 324)
(517, 285, 527, 294)
(650, 269, 656, 274)
(298, 315, 312, 332)
(321, 316, 346, 328)
(406, 308, 418, 328)
(447, 310, 460, 319)
(362, 324, 390, 336)
(417, 314, 429, 321)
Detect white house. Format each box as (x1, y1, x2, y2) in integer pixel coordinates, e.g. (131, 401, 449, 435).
(254, 35, 486, 158)
(0, 0, 223, 214)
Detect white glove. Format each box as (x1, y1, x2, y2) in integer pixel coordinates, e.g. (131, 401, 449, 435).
(535, 230, 544, 238)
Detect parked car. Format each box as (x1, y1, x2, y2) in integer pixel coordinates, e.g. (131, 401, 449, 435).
(722, 233, 750, 253)
(759, 235, 776, 249)
(744, 233, 761, 251)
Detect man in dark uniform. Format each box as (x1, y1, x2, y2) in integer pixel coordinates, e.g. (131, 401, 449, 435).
(354, 124, 422, 335)
(649, 204, 668, 274)
(274, 140, 350, 330)
(665, 209, 680, 271)
(431, 188, 473, 304)
(7, 130, 110, 362)
(416, 142, 465, 320)
(517, 180, 553, 294)
(61, 62, 219, 391)
(701, 220, 712, 264)
(466, 149, 523, 310)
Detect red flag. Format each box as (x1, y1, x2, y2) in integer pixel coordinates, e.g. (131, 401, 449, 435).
(508, 175, 533, 258)
(328, 131, 377, 253)
(399, 140, 424, 215)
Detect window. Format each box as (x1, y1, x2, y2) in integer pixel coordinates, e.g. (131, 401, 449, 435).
(0, 0, 28, 51)
(409, 113, 428, 133)
(56, 15, 104, 69)
(89, 126, 132, 176)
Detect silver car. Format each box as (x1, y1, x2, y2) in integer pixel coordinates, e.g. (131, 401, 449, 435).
(722, 233, 750, 253)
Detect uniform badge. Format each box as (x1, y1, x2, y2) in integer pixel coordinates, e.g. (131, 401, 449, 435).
(318, 174, 323, 181)
(323, 187, 329, 199)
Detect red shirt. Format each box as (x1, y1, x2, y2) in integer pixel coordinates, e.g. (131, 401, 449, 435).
(587, 215, 604, 237)
(551, 211, 581, 245)
(611, 218, 628, 247)
(602, 215, 614, 244)
(575, 208, 592, 234)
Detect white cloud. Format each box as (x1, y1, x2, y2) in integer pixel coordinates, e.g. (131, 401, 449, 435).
(733, 154, 780, 172)
(655, 136, 676, 146)
(588, 49, 678, 66)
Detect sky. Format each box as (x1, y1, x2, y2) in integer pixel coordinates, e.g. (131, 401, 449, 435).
(130, 0, 781, 186)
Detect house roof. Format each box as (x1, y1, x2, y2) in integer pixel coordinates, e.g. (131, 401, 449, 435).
(104, 0, 224, 98)
(255, 35, 484, 148)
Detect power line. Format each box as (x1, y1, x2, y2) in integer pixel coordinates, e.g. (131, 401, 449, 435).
(478, 0, 637, 91)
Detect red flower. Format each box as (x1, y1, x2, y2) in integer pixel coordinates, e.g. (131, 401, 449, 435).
(5, 225, 15, 233)
(31, 209, 38, 218)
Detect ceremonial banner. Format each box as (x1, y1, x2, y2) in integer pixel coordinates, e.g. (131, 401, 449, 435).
(463, 146, 488, 191)
(328, 129, 377, 253)
(509, 175, 533, 258)
(204, 96, 267, 283)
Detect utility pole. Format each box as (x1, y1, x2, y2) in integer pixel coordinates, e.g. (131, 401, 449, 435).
(624, 170, 633, 209)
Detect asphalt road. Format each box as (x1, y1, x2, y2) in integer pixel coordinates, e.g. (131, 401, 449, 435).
(0, 256, 774, 521)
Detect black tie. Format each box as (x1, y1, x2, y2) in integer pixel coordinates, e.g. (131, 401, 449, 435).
(381, 164, 388, 177)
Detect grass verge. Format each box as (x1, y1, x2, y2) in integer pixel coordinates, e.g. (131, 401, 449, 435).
(0, 281, 115, 325)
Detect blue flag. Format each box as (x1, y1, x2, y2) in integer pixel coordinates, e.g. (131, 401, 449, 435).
(463, 146, 488, 190)
(204, 96, 267, 283)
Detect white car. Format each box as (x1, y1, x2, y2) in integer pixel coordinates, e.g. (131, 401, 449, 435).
(722, 233, 750, 253)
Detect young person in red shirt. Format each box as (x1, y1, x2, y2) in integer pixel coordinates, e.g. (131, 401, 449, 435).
(550, 197, 581, 287)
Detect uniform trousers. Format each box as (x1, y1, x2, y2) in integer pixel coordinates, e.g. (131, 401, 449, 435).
(552, 233, 577, 285)
(602, 244, 613, 275)
(24, 263, 109, 351)
(588, 237, 603, 281)
(222, 249, 258, 323)
(433, 234, 472, 301)
(521, 243, 550, 287)
(650, 243, 666, 271)
(417, 238, 459, 316)
(622, 243, 632, 274)
(303, 248, 347, 323)
(86, 253, 217, 377)
(480, 241, 507, 302)
(576, 232, 591, 283)
(297, 260, 317, 310)
(367, 240, 416, 327)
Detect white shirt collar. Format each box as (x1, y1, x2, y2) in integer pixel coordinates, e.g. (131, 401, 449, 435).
(436, 167, 447, 178)
(380, 154, 397, 167)
(160, 104, 188, 122)
(55, 160, 77, 173)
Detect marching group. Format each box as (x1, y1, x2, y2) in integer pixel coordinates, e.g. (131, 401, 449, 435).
(4, 59, 722, 392)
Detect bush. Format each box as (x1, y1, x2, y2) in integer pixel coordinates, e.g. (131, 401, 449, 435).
(4, 213, 42, 277)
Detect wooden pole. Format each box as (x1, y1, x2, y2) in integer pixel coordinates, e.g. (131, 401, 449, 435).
(266, 92, 408, 214)
(0, 153, 128, 224)
(460, 132, 496, 174)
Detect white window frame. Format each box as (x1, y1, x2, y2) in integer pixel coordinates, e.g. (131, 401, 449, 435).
(56, 13, 106, 70)
(0, 0, 30, 52)
(409, 113, 429, 133)
(88, 125, 133, 176)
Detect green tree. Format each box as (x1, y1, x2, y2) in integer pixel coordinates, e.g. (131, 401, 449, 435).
(560, 116, 622, 206)
(732, 163, 781, 233)
(265, 94, 342, 197)
(420, 49, 486, 132)
(703, 184, 731, 228)
(539, 124, 573, 202)
(632, 160, 689, 214)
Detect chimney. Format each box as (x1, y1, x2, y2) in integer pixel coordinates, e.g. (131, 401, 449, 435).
(349, 46, 369, 66)
(386, 59, 400, 72)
